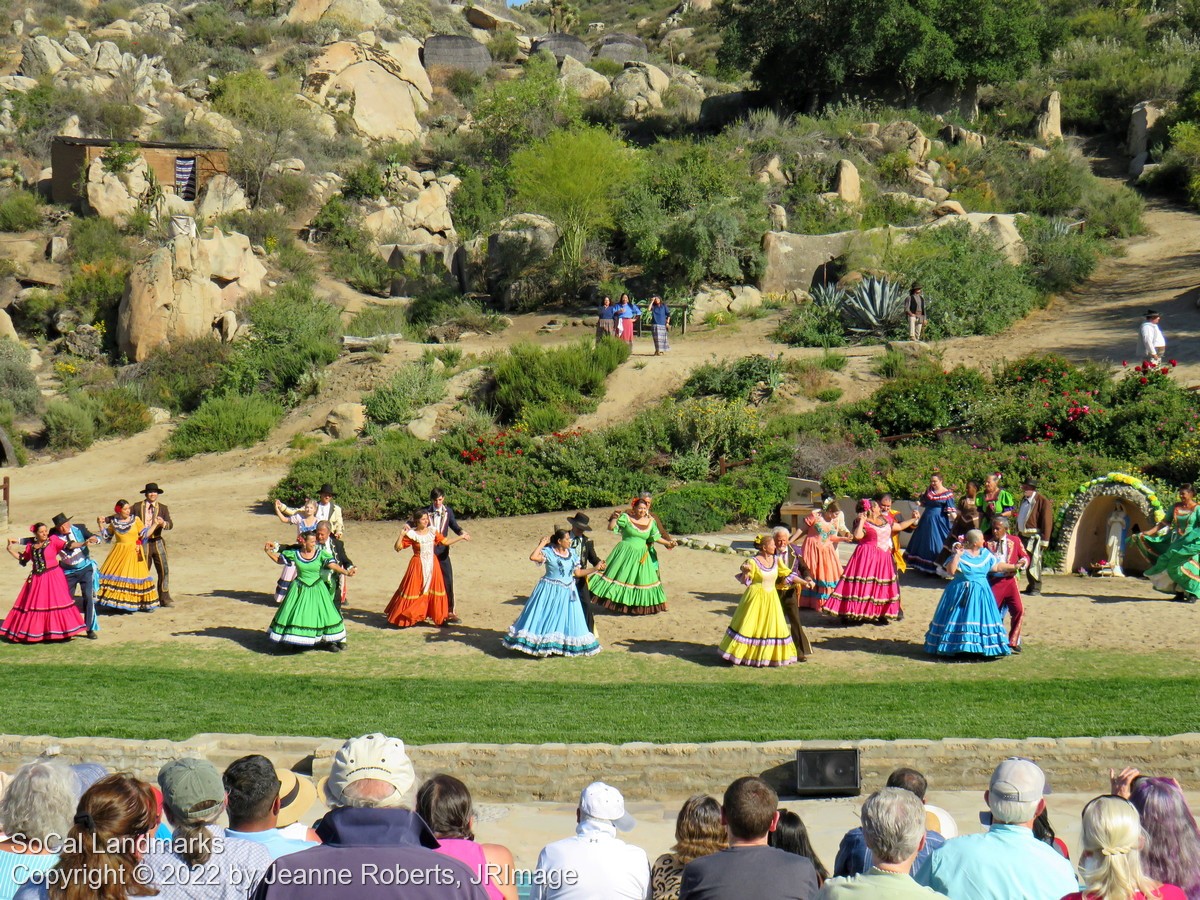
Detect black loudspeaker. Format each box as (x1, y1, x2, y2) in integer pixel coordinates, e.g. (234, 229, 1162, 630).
(795, 748, 861, 797)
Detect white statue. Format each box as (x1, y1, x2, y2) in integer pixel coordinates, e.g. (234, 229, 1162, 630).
(1106, 501, 1130, 577)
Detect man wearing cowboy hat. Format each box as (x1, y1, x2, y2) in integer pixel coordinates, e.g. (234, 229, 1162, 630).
(223, 754, 317, 860)
(567, 513, 602, 632)
(131, 483, 173, 606)
(51, 512, 101, 639)
(279, 483, 344, 539)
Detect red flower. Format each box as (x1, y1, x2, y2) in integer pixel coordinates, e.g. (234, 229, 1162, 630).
(1122, 360, 1128, 366)
(1140, 377, 1149, 384)
(1170, 359, 1178, 366)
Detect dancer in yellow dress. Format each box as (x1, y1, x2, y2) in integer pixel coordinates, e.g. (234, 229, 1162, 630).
(719, 533, 809, 667)
(95, 499, 159, 612)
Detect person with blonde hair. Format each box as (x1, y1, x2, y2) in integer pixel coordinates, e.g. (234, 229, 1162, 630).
(1063, 795, 1185, 900)
(719, 532, 807, 666)
(652, 795, 727, 900)
(0, 761, 77, 900)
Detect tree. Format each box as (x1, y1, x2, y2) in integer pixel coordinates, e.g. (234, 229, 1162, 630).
(510, 127, 637, 275)
(470, 51, 582, 167)
(211, 70, 313, 206)
(718, 0, 1046, 111)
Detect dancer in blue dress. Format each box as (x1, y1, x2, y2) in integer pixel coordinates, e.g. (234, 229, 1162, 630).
(503, 529, 605, 657)
(924, 529, 1016, 658)
(904, 474, 956, 574)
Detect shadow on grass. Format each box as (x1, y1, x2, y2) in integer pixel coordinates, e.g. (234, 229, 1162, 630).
(622, 639, 727, 666)
(423, 623, 515, 660)
(172, 626, 273, 652)
(814, 634, 932, 661)
(201, 589, 277, 608)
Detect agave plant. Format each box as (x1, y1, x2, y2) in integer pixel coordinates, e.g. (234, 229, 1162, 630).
(842, 276, 905, 336)
(810, 281, 847, 309)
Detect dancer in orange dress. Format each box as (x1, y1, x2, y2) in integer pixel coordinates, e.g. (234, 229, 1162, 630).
(384, 511, 469, 627)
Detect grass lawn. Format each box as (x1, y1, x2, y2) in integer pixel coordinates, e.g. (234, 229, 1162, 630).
(4, 639, 1198, 742)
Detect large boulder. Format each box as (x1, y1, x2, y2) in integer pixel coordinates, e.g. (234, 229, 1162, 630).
(83, 155, 151, 226)
(833, 159, 861, 204)
(559, 54, 610, 100)
(304, 38, 431, 143)
(613, 61, 669, 117)
(325, 403, 366, 438)
(286, 0, 386, 26)
(19, 35, 79, 78)
(1128, 100, 1167, 161)
(938, 122, 986, 149)
(487, 214, 559, 299)
(879, 120, 930, 164)
(531, 33, 590, 63)
(593, 32, 647, 63)
(759, 231, 853, 294)
(117, 228, 267, 362)
(362, 173, 459, 244)
(195, 174, 247, 224)
(464, 3, 522, 30)
(422, 34, 491, 75)
(1036, 91, 1062, 143)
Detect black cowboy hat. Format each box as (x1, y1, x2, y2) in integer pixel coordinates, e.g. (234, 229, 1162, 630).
(51, 513, 73, 529)
(140, 483, 165, 494)
(318, 483, 335, 496)
(566, 512, 592, 531)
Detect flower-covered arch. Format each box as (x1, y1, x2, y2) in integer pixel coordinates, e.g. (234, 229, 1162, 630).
(1056, 473, 1166, 574)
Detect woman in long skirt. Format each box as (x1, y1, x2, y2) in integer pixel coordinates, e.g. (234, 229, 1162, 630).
(924, 529, 1015, 658)
(649, 296, 670, 355)
(792, 498, 851, 609)
(719, 533, 803, 666)
(824, 499, 918, 625)
(272, 497, 320, 604)
(589, 497, 677, 614)
(385, 511, 468, 626)
(264, 530, 350, 651)
(904, 475, 956, 574)
(1130, 483, 1200, 603)
(877, 493, 916, 575)
(95, 500, 158, 611)
(596, 296, 617, 342)
(503, 529, 604, 657)
(2, 523, 87, 643)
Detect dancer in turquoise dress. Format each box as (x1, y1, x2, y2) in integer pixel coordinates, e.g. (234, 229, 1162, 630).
(924, 529, 1015, 658)
(503, 529, 604, 657)
(263, 531, 352, 651)
(589, 497, 677, 614)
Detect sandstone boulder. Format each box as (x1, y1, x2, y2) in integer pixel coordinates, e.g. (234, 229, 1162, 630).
(879, 121, 930, 164)
(728, 285, 763, 313)
(613, 61, 669, 117)
(769, 204, 788, 231)
(932, 200, 966, 217)
(117, 229, 267, 361)
(759, 231, 853, 295)
(464, 4, 522, 30)
(559, 55, 610, 101)
(63, 31, 90, 58)
(691, 286, 733, 317)
(325, 403, 366, 438)
(834, 159, 860, 204)
(1128, 100, 1167, 161)
(20, 36, 79, 78)
(930, 212, 1026, 264)
(0, 308, 17, 341)
(938, 123, 986, 149)
(195, 174, 247, 224)
(84, 155, 151, 226)
(1036, 91, 1062, 143)
(363, 175, 459, 244)
(487, 214, 559, 297)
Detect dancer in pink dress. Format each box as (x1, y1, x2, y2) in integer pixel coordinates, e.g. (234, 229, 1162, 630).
(2, 523, 88, 643)
(823, 499, 919, 625)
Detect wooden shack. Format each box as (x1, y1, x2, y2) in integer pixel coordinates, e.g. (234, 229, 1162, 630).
(50, 137, 230, 207)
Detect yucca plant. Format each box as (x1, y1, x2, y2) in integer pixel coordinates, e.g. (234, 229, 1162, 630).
(842, 276, 905, 336)
(810, 281, 847, 309)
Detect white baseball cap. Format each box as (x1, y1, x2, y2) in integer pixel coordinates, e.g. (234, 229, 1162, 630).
(322, 734, 415, 806)
(579, 781, 635, 831)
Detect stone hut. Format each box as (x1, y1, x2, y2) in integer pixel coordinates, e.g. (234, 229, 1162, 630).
(422, 34, 492, 75)
(51, 137, 229, 207)
(531, 33, 591, 63)
(593, 32, 647, 63)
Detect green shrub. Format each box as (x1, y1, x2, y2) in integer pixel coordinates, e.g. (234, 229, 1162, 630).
(0, 190, 41, 231)
(0, 339, 39, 415)
(819, 349, 848, 371)
(486, 339, 630, 431)
(450, 166, 507, 238)
(489, 29, 521, 63)
(62, 259, 128, 327)
(340, 162, 386, 201)
(219, 209, 295, 249)
(135, 338, 233, 413)
(91, 385, 151, 436)
(69, 217, 130, 263)
(587, 58, 624, 79)
(653, 483, 734, 533)
(446, 69, 483, 102)
(772, 303, 847, 347)
(328, 247, 393, 297)
(815, 387, 843, 402)
(43, 397, 98, 451)
(362, 361, 447, 426)
(864, 366, 989, 437)
(1081, 179, 1144, 238)
(260, 173, 312, 213)
(1020, 218, 1101, 293)
(347, 304, 407, 338)
(160, 394, 284, 459)
(517, 404, 572, 434)
(678, 354, 782, 402)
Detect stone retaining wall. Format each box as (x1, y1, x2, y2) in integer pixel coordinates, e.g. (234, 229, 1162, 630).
(4, 733, 1199, 801)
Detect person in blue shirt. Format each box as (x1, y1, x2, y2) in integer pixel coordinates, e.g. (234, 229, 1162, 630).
(223, 755, 316, 861)
(617, 293, 640, 346)
(649, 296, 671, 355)
(913, 758, 1078, 900)
(834, 768, 946, 877)
(596, 296, 617, 342)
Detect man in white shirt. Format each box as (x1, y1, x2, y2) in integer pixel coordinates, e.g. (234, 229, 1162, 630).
(1140, 309, 1166, 366)
(531, 782, 650, 900)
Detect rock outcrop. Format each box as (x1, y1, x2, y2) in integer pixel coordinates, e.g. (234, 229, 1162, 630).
(1035, 91, 1062, 143)
(487, 214, 559, 306)
(195, 174, 248, 224)
(362, 172, 461, 244)
(613, 61, 669, 117)
(833, 159, 861, 204)
(83, 156, 151, 226)
(879, 121, 931, 164)
(287, 0, 386, 26)
(117, 229, 267, 362)
(304, 38, 432, 143)
(559, 55, 610, 100)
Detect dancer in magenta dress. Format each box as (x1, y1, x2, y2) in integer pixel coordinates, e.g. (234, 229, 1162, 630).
(823, 499, 919, 625)
(2, 523, 88, 643)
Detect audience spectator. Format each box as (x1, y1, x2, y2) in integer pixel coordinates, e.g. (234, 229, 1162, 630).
(531, 781, 649, 900)
(769, 812, 828, 886)
(833, 768, 946, 877)
(913, 758, 1077, 900)
(1032, 807, 1069, 859)
(251, 734, 486, 899)
(651, 795, 727, 900)
(143, 757, 272, 900)
(417, 774, 517, 900)
(0, 761, 76, 900)
(14, 773, 159, 900)
(0, 771, 10, 841)
(1121, 771, 1200, 900)
(270, 772, 318, 844)
(1064, 795, 1185, 900)
(680, 776, 818, 900)
(817, 788, 949, 900)
(69, 764, 110, 798)
(222, 756, 315, 861)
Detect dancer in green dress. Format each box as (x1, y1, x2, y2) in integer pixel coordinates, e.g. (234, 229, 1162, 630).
(588, 496, 677, 614)
(1130, 483, 1200, 603)
(263, 531, 353, 650)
